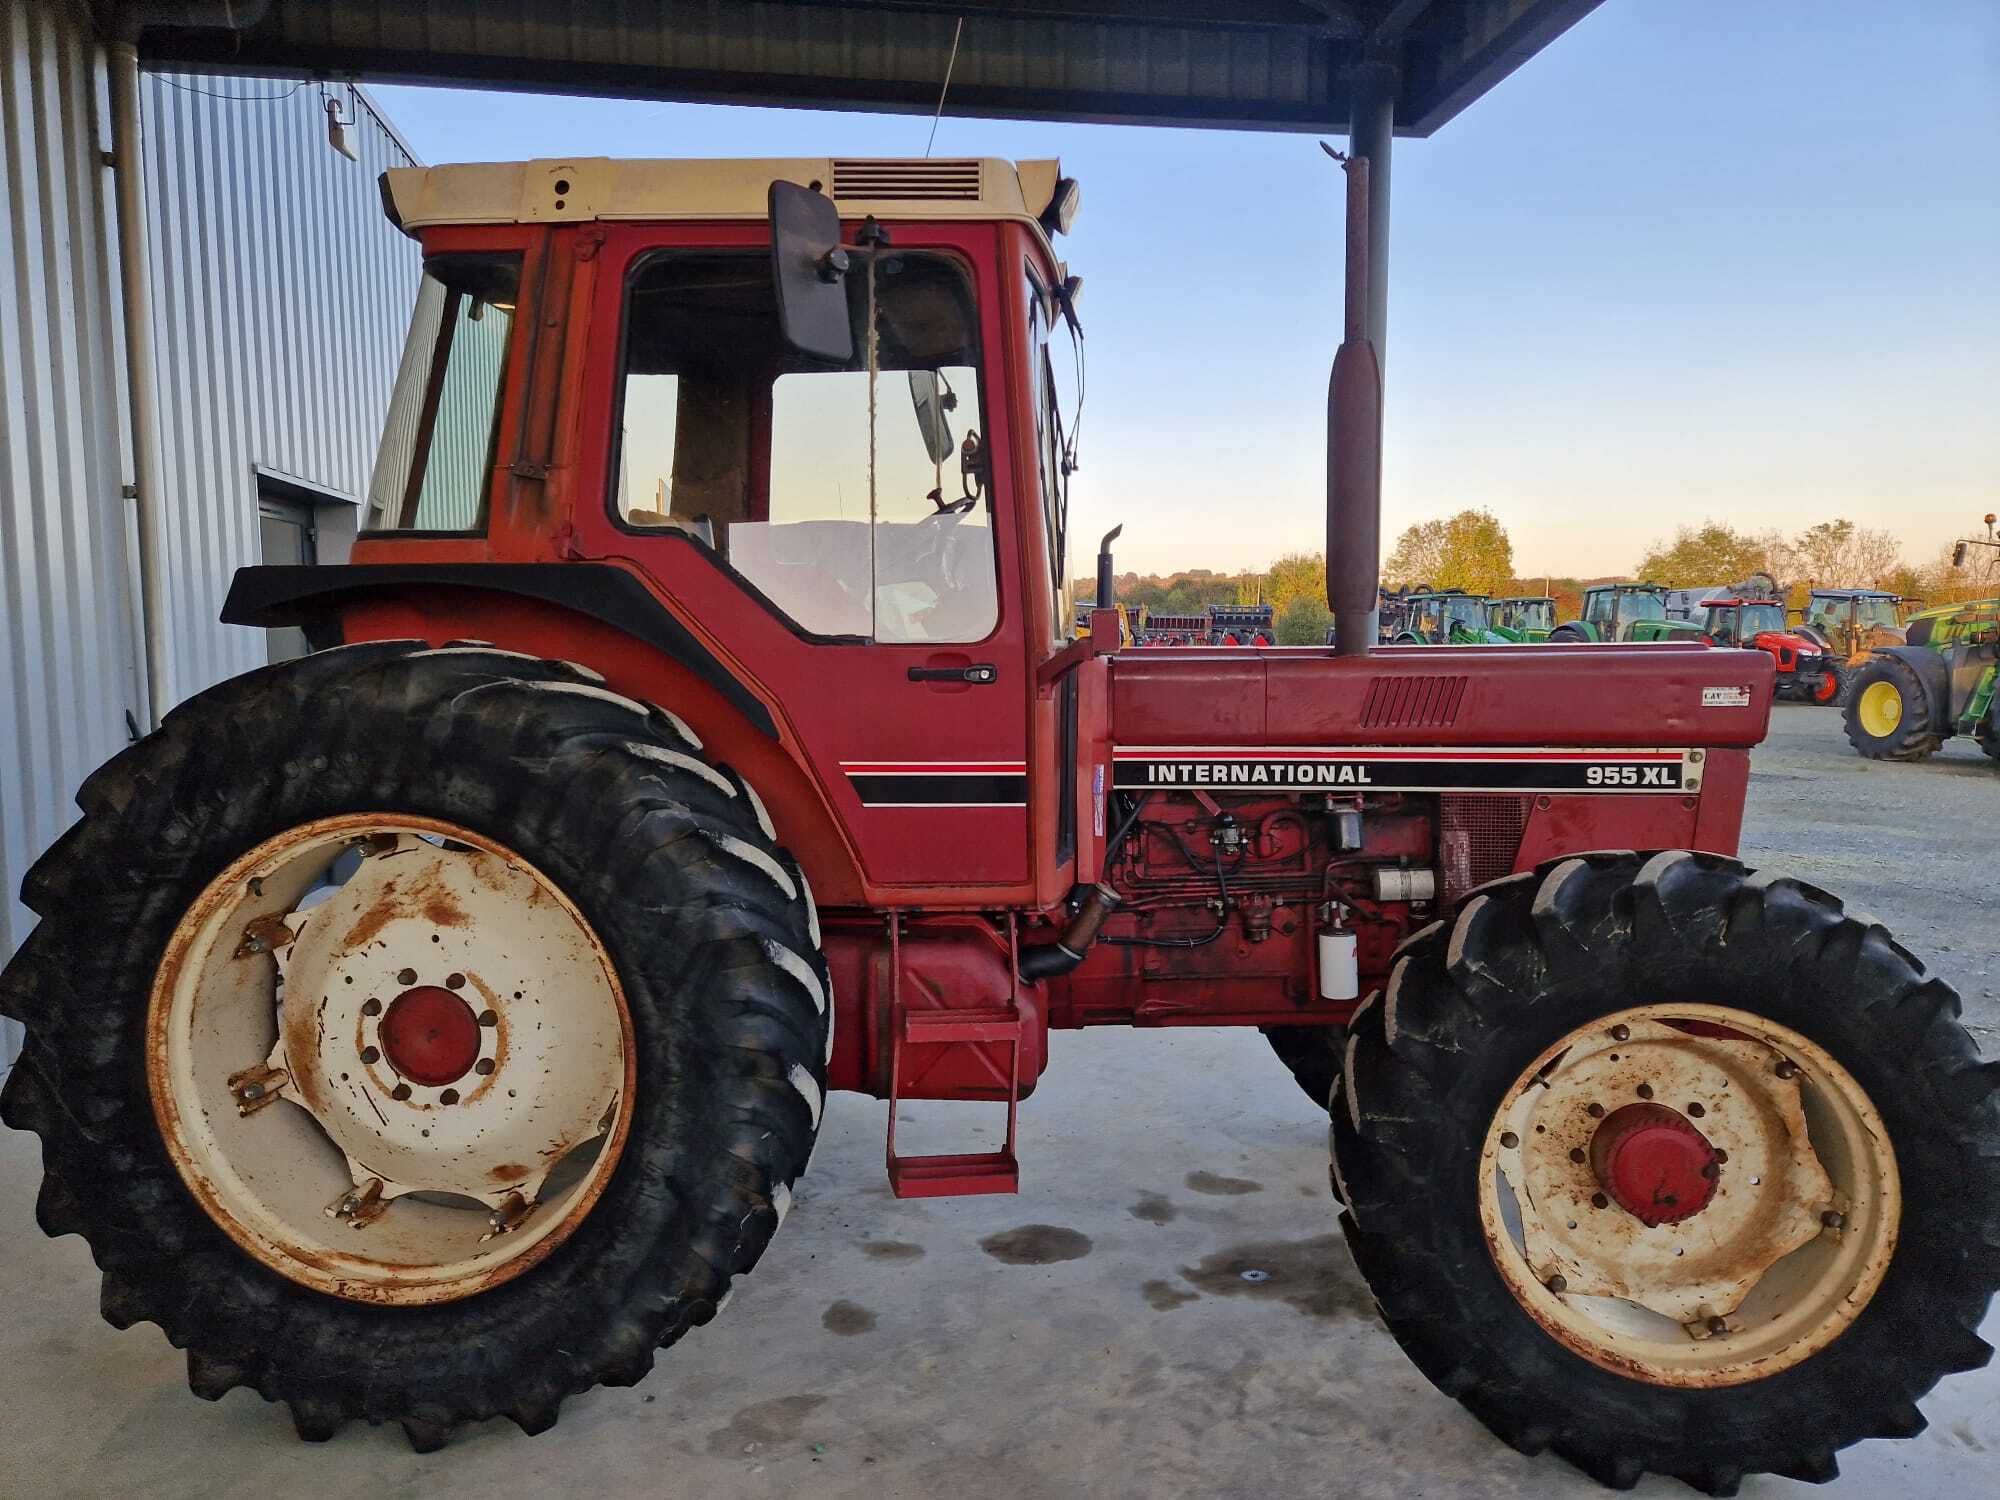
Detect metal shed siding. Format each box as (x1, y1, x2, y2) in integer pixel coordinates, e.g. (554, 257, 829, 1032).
(1, 18, 420, 1071)
(140, 72, 421, 696)
(1, 2, 138, 1073)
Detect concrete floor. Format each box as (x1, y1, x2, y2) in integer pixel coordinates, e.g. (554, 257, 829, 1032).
(3, 704, 1997, 1499)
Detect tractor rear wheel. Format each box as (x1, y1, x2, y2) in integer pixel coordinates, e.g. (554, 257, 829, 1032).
(1548, 624, 1590, 643)
(1843, 657, 1943, 759)
(0, 643, 829, 1448)
(1331, 851, 2000, 1494)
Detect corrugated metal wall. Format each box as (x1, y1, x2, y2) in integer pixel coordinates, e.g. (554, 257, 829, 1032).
(141, 68, 422, 695)
(1, 3, 420, 1071)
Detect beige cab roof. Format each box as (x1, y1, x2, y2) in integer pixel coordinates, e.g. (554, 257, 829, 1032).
(381, 156, 1068, 245)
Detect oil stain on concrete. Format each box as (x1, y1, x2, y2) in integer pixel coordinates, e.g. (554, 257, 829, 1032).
(861, 1240, 925, 1260)
(978, 1224, 1093, 1265)
(1140, 1278, 1200, 1311)
(1128, 1191, 1177, 1225)
(1178, 1235, 1375, 1320)
(822, 1300, 877, 1335)
(705, 1393, 828, 1454)
(1184, 1170, 1263, 1196)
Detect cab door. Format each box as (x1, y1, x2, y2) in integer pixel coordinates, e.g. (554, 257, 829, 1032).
(572, 221, 1033, 896)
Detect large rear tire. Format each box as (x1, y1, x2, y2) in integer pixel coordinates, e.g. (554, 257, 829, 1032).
(0, 643, 830, 1448)
(1331, 852, 1999, 1493)
(1843, 657, 1943, 760)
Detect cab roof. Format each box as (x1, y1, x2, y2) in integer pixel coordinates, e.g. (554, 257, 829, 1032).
(381, 156, 1069, 248)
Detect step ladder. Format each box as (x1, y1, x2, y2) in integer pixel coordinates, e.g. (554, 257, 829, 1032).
(884, 916, 1023, 1198)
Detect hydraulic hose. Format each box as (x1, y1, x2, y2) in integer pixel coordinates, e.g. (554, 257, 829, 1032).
(1017, 883, 1122, 980)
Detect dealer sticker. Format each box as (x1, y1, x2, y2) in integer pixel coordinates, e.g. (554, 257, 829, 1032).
(1702, 686, 1752, 708)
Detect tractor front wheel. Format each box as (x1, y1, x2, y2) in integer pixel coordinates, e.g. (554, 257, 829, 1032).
(1808, 664, 1846, 705)
(1843, 657, 1943, 759)
(1332, 851, 2000, 1493)
(0, 643, 830, 1448)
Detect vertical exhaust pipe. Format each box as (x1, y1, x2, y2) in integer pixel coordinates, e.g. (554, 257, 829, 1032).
(1326, 153, 1383, 656)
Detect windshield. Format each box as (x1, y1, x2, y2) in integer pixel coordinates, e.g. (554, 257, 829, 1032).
(1856, 597, 1899, 627)
(1444, 597, 1487, 630)
(1740, 603, 1785, 635)
(1518, 600, 1554, 629)
(612, 250, 996, 643)
(1624, 592, 1666, 622)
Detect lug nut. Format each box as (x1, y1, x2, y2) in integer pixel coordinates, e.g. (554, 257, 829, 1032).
(1586, 1103, 1605, 1118)
(1713, 1149, 1729, 1164)
(1569, 1148, 1586, 1164)
(1499, 1132, 1519, 1149)
(1546, 1274, 1568, 1294)
(237, 1083, 264, 1102)
(1775, 1060, 1799, 1080)
(360, 1046, 380, 1065)
(446, 972, 466, 990)
(1610, 1024, 1631, 1042)
(361, 998, 382, 1017)
(391, 1083, 412, 1101)
(439, 1088, 460, 1106)
(474, 1058, 495, 1076)
(398, 968, 418, 985)
(1636, 1083, 1654, 1100)
(1591, 1192, 1609, 1210)
(1822, 1210, 1845, 1230)
(478, 1010, 498, 1027)
(1707, 1316, 1728, 1336)
(1687, 1102, 1705, 1117)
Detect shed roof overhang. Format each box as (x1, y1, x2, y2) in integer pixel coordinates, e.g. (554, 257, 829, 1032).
(131, 0, 1603, 137)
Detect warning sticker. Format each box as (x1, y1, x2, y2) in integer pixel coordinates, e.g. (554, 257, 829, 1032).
(1702, 687, 1753, 708)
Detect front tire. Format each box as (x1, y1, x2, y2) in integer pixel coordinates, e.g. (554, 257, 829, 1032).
(1331, 851, 1999, 1493)
(0, 643, 830, 1447)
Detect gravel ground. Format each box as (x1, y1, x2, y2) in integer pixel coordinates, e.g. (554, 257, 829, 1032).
(1739, 702, 1997, 1051)
(1, 700, 1994, 1499)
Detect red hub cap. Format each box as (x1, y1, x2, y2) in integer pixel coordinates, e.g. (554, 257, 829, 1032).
(379, 986, 481, 1086)
(1589, 1102, 1718, 1226)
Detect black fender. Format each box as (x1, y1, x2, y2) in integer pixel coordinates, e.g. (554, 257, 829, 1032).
(1865, 646, 1952, 733)
(221, 563, 778, 740)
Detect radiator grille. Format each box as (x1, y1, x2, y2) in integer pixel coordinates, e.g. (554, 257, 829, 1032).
(1438, 795, 1532, 904)
(832, 159, 984, 202)
(1359, 674, 1468, 728)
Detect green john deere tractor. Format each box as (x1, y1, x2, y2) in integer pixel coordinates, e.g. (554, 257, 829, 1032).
(1843, 598, 2000, 764)
(1549, 583, 1705, 643)
(1488, 595, 1555, 641)
(1387, 589, 1509, 645)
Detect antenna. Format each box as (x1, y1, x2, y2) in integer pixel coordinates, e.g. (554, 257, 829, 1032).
(924, 17, 966, 157)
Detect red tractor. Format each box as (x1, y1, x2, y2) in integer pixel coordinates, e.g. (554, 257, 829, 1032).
(4, 155, 1995, 1493)
(1700, 581, 1844, 704)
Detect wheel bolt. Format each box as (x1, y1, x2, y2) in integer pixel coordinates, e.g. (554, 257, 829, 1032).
(474, 1058, 495, 1075)
(1586, 1103, 1605, 1118)
(446, 972, 466, 990)
(439, 1088, 460, 1106)
(1687, 1102, 1705, 1117)
(1591, 1192, 1609, 1210)
(360, 1046, 380, 1065)
(1500, 1131, 1519, 1149)
(1636, 1083, 1654, 1100)
(237, 1083, 263, 1102)
(1713, 1149, 1729, 1164)
(1707, 1316, 1728, 1336)
(1609, 1025, 1630, 1042)
(391, 1083, 412, 1101)
(1569, 1148, 1586, 1164)
(1822, 1210, 1845, 1230)
(398, 968, 418, 985)
(361, 998, 382, 1017)
(1775, 1060, 1799, 1080)
(1546, 1274, 1568, 1294)
(478, 1010, 498, 1027)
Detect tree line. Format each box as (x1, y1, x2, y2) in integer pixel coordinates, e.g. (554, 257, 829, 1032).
(1077, 509, 1995, 645)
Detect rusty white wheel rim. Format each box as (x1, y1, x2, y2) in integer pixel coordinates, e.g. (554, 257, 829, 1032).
(148, 815, 635, 1306)
(1478, 1003, 1898, 1386)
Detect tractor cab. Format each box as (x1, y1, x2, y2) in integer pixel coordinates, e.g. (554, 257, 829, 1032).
(1392, 589, 1503, 645)
(1798, 588, 1907, 660)
(1553, 583, 1701, 643)
(1488, 595, 1554, 641)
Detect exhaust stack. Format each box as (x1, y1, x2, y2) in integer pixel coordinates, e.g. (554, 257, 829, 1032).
(1326, 153, 1383, 655)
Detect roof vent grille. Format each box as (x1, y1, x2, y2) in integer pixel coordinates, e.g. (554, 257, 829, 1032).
(832, 159, 983, 202)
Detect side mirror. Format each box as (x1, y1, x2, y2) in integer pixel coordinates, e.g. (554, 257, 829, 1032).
(768, 180, 853, 363)
(908, 371, 956, 464)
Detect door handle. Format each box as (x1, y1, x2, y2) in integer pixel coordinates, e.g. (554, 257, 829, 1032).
(907, 663, 998, 684)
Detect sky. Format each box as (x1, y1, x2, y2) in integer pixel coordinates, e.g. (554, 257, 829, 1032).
(370, 0, 2000, 581)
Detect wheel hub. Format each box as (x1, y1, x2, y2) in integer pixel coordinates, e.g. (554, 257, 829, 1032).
(379, 986, 481, 1086)
(148, 816, 634, 1305)
(1589, 1102, 1717, 1226)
